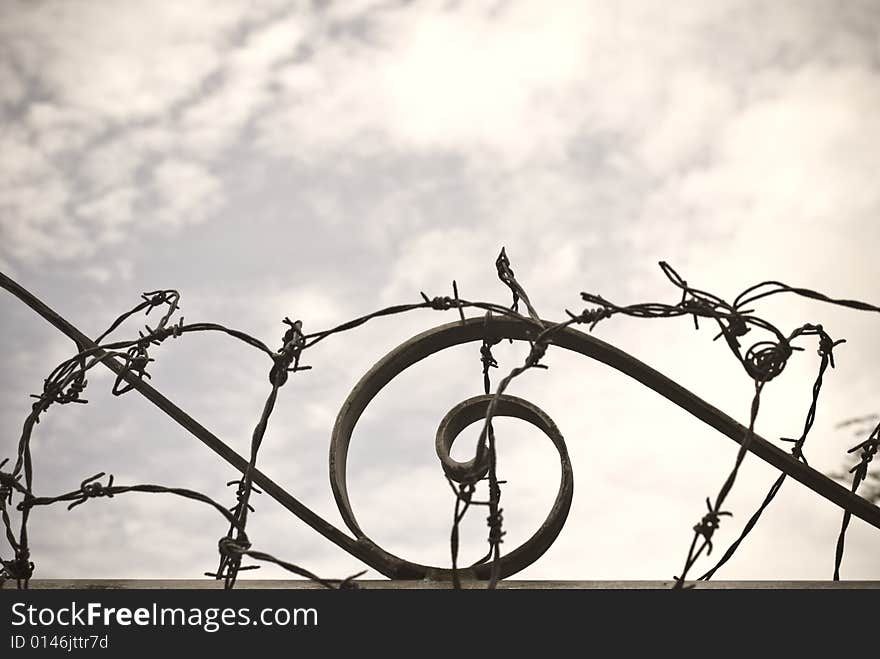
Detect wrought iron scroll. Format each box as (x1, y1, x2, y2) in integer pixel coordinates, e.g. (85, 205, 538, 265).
(1, 251, 879, 590)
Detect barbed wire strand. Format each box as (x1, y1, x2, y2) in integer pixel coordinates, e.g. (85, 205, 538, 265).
(671, 383, 761, 589)
(698, 328, 842, 580)
(0, 292, 355, 590)
(0, 277, 534, 589)
(833, 420, 880, 580)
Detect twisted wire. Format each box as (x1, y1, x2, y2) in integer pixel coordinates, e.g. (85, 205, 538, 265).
(0, 289, 354, 590)
(833, 420, 880, 580)
(698, 327, 842, 580)
(2, 253, 880, 590)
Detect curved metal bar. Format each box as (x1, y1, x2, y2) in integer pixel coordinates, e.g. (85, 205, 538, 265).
(330, 315, 880, 579)
(435, 396, 493, 483)
(335, 393, 574, 581)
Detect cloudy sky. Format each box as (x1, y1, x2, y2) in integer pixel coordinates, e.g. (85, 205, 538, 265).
(1, 0, 879, 584)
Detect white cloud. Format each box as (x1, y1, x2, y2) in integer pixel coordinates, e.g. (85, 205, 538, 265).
(80, 259, 135, 285)
(636, 70, 737, 173)
(633, 62, 880, 291)
(176, 17, 310, 158)
(76, 187, 138, 231)
(1, 1, 240, 121)
(151, 159, 223, 228)
(24, 102, 102, 156)
(0, 129, 52, 184)
(0, 58, 25, 109)
(0, 1, 270, 268)
(257, 2, 597, 164)
(76, 136, 150, 195)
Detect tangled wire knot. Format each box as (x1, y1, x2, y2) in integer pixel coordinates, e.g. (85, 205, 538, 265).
(0, 460, 23, 504)
(692, 498, 732, 556)
(68, 473, 115, 510)
(1, 554, 34, 582)
(743, 340, 794, 383)
(269, 317, 309, 386)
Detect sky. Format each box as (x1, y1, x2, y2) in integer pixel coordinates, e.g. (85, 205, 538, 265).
(1, 0, 879, 583)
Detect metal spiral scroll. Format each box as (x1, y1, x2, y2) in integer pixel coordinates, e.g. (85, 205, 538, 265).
(329, 315, 574, 580)
(328, 314, 880, 580)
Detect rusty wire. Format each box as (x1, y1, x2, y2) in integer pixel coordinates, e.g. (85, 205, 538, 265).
(697, 327, 840, 580)
(1, 251, 880, 589)
(459, 256, 874, 586)
(447, 307, 508, 590)
(0, 264, 535, 589)
(0, 289, 352, 589)
(568, 263, 869, 585)
(833, 417, 880, 504)
(833, 420, 880, 580)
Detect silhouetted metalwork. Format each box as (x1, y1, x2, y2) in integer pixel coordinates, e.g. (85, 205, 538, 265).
(1, 250, 878, 590)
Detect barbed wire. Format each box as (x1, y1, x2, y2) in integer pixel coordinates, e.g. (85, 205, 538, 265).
(0, 289, 353, 589)
(830, 416, 880, 505)
(833, 420, 880, 580)
(567, 264, 871, 586)
(1, 250, 879, 589)
(697, 327, 839, 580)
(0, 265, 536, 589)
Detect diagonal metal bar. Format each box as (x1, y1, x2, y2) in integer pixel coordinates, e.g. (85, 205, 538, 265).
(0, 272, 373, 568)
